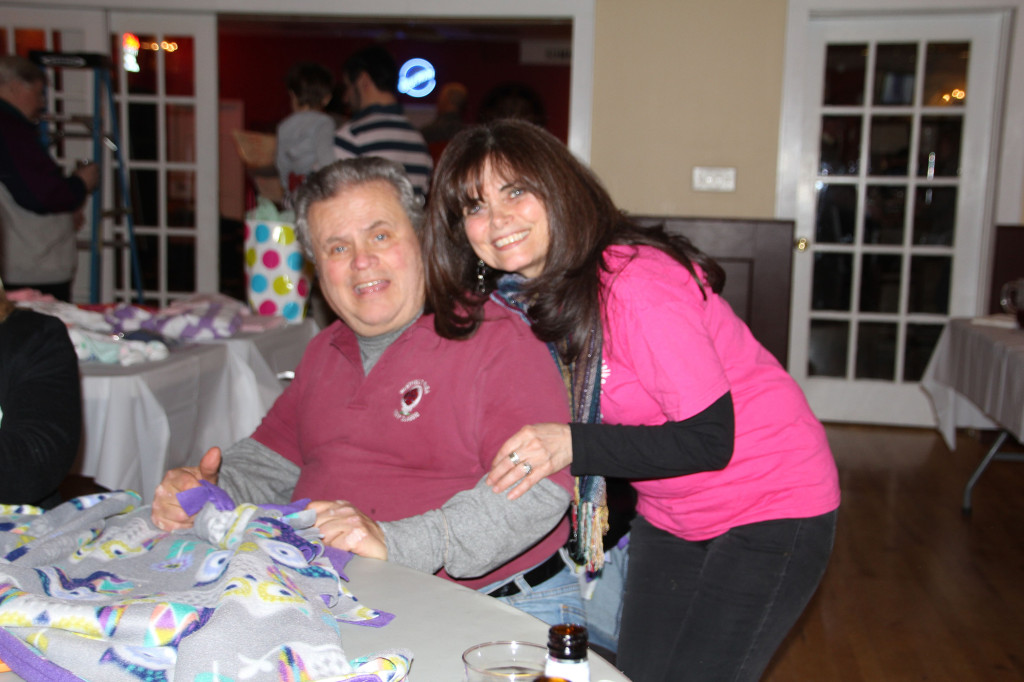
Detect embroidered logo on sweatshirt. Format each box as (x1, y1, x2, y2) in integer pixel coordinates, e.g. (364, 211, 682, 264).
(395, 379, 430, 422)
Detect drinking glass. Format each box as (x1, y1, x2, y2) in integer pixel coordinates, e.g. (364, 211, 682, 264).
(462, 641, 547, 681)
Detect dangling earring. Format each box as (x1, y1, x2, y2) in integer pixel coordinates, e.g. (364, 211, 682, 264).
(476, 259, 487, 295)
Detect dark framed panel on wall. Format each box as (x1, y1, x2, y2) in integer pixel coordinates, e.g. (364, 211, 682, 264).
(632, 215, 795, 368)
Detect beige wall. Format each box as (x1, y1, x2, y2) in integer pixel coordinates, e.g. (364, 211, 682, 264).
(590, 0, 788, 219)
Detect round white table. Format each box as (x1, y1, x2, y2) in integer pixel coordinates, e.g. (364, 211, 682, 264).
(340, 557, 631, 681)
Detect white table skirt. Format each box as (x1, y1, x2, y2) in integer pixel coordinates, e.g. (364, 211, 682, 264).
(920, 316, 1024, 450)
(76, 320, 318, 500)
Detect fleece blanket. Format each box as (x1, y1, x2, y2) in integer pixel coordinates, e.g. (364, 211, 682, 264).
(0, 487, 410, 681)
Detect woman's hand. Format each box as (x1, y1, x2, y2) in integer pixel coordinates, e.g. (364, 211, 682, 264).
(308, 500, 388, 560)
(486, 423, 573, 500)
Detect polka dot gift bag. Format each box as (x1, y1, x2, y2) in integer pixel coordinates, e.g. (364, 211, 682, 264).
(244, 219, 314, 323)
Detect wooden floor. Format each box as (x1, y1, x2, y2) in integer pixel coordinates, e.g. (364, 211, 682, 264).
(762, 424, 1024, 681)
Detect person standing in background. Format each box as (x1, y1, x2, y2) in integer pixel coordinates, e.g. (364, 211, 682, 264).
(332, 45, 432, 197)
(275, 61, 337, 202)
(420, 82, 468, 164)
(0, 55, 99, 302)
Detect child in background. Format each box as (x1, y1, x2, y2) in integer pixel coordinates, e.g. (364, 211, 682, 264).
(276, 62, 337, 203)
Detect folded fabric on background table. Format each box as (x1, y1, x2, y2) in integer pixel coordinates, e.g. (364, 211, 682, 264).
(0, 489, 410, 682)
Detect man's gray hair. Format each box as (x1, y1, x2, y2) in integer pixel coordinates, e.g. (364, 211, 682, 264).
(0, 55, 45, 88)
(293, 157, 424, 260)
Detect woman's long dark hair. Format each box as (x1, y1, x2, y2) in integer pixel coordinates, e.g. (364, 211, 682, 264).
(423, 119, 724, 363)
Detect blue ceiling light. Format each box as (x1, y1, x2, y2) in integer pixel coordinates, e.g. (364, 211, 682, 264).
(398, 58, 436, 98)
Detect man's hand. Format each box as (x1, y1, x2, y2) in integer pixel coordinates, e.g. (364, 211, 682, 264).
(308, 500, 388, 560)
(74, 162, 100, 193)
(151, 447, 222, 531)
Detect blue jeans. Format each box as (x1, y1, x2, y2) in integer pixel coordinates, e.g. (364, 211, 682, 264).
(617, 511, 837, 682)
(581, 535, 630, 653)
(478, 550, 586, 627)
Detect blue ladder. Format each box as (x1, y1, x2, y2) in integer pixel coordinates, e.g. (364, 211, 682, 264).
(29, 50, 144, 303)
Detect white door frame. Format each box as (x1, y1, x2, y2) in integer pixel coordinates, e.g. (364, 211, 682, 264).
(777, 0, 1024, 426)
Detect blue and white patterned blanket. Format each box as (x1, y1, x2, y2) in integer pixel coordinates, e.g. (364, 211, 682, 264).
(0, 487, 410, 681)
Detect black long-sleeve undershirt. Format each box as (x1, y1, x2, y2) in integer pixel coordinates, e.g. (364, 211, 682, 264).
(569, 392, 735, 480)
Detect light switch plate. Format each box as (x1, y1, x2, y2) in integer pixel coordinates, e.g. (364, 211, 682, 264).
(692, 166, 737, 192)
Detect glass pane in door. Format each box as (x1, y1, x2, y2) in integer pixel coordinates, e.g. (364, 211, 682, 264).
(127, 34, 158, 95)
(824, 44, 866, 105)
(913, 187, 956, 245)
(815, 184, 857, 243)
(820, 116, 861, 175)
(812, 253, 852, 311)
(918, 116, 962, 177)
(904, 323, 944, 381)
(923, 42, 968, 106)
(868, 115, 911, 175)
(164, 35, 194, 96)
(809, 320, 849, 377)
(864, 185, 905, 244)
(859, 254, 902, 313)
(856, 322, 897, 379)
(873, 43, 916, 106)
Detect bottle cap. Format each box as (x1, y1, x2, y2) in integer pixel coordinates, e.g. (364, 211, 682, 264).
(547, 623, 589, 660)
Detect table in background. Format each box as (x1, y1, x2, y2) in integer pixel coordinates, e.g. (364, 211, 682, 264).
(920, 316, 1024, 511)
(77, 319, 318, 500)
(339, 557, 630, 681)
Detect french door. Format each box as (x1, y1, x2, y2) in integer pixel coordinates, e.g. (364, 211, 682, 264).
(107, 12, 218, 306)
(787, 12, 1005, 425)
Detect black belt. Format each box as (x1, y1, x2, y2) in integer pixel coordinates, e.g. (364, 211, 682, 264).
(487, 551, 566, 598)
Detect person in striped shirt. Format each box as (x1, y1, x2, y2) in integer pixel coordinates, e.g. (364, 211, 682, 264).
(333, 46, 433, 197)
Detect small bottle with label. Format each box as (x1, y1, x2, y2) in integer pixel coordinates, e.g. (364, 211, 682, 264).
(544, 623, 590, 682)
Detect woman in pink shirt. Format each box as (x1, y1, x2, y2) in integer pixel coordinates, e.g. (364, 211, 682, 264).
(423, 119, 840, 682)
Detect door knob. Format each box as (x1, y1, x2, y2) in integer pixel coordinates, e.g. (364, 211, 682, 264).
(795, 237, 809, 251)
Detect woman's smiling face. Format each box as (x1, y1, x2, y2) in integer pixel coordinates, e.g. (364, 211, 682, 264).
(461, 160, 551, 279)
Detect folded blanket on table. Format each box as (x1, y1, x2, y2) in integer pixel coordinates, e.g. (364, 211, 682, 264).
(106, 294, 246, 342)
(0, 487, 410, 682)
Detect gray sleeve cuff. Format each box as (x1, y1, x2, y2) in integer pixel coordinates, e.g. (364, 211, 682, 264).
(217, 438, 300, 505)
(380, 476, 570, 579)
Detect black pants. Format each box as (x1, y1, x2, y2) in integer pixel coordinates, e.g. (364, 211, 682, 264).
(616, 510, 837, 682)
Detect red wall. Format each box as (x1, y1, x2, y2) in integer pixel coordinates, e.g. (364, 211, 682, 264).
(218, 31, 571, 143)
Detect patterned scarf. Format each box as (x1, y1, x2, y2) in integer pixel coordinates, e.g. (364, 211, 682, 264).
(493, 274, 608, 571)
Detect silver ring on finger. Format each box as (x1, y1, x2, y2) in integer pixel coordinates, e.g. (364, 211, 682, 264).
(522, 462, 533, 476)
(509, 451, 521, 465)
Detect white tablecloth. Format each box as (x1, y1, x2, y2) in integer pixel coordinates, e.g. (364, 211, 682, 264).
(331, 557, 631, 681)
(921, 316, 1024, 450)
(76, 320, 318, 500)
